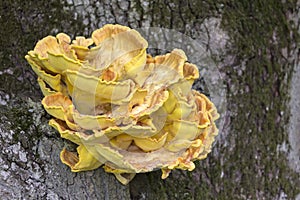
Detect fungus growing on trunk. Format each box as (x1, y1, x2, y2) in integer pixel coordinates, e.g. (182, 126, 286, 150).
(25, 24, 219, 184)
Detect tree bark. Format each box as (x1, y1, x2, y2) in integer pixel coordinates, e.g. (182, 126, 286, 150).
(0, 0, 299, 199)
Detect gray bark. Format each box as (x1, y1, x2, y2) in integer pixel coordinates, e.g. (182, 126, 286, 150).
(0, 0, 299, 199)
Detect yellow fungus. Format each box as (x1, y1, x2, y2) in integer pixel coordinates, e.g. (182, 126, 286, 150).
(25, 24, 219, 184)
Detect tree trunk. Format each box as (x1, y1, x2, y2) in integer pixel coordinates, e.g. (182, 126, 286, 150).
(0, 0, 299, 199)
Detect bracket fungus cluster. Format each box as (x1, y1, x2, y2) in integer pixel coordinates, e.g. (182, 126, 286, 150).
(25, 24, 219, 184)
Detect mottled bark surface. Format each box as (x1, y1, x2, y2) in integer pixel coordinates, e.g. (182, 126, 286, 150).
(0, 0, 299, 199)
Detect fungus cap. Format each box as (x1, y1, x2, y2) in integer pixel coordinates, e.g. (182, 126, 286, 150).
(25, 24, 219, 184)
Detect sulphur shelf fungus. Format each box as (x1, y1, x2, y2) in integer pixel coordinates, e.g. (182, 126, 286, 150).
(25, 24, 219, 184)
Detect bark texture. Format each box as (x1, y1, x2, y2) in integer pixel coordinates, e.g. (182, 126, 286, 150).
(0, 0, 299, 199)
